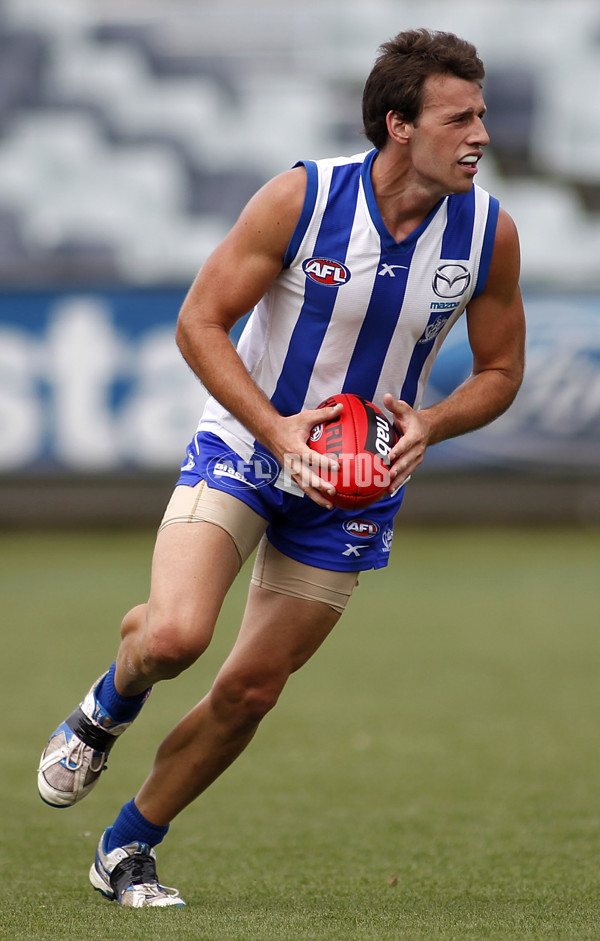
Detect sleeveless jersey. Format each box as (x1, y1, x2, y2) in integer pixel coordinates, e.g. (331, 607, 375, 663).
(199, 149, 499, 460)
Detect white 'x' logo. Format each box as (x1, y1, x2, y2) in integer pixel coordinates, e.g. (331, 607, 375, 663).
(378, 264, 409, 277)
(342, 544, 369, 557)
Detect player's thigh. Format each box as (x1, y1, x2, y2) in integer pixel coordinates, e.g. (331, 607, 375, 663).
(146, 520, 238, 643)
(218, 541, 359, 684)
(251, 538, 358, 618)
(146, 483, 268, 647)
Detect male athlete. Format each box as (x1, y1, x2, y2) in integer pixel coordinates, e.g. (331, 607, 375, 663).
(38, 29, 525, 906)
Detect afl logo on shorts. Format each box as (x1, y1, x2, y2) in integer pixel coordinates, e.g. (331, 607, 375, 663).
(343, 519, 380, 538)
(302, 257, 351, 287)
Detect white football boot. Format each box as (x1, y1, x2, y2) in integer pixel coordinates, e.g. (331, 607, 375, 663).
(89, 827, 185, 907)
(37, 673, 150, 807)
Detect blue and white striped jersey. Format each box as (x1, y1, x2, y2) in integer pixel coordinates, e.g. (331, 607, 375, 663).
(199, 149, 499, 459)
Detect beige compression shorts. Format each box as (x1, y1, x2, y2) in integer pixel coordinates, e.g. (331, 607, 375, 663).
(159, 481, 358, 614)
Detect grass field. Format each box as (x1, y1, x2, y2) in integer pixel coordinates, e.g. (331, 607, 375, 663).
(1, 524, 600, 940)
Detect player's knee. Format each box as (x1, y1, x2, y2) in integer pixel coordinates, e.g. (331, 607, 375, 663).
(139, 612, 212, 680)
(120, 603, 147, 641)
(212, 670, 284, 727)
(241, 683, 281, 722)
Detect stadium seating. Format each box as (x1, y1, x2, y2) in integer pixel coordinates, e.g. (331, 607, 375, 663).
(0, 0, 598, 287)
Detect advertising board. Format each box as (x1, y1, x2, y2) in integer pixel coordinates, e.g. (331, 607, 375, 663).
(1, 289, 598, 476)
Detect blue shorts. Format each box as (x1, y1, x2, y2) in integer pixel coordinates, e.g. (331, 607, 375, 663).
(176, 431, 405, 573)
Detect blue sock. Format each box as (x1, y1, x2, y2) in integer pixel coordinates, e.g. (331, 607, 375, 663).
(95, 662, 151, 724)
(107, 798, 170, 852)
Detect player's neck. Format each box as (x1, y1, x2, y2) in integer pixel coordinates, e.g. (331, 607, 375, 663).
(371, 150, 447, 243)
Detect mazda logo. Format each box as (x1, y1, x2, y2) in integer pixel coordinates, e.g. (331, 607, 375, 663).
(432, 264, 471, 298)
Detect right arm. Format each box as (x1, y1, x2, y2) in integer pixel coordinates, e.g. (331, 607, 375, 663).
(175, 167, 341, 507)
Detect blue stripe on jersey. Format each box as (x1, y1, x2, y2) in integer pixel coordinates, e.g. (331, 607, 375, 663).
(270, 162, 362, 415)
(473, 195, 499, 297)
(342, 245, 416, 401)
(284, 160, 319, 268)
(442, 189, 475, 259)
(399, 309, 452, 407)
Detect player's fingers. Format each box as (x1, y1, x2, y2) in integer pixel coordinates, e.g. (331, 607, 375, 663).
(388, 434, 410, 465)
(304, 401, 343, 435)
(304, 485, 336, 509)
(284, 450, 334, 487)
(284, 446, 338, 477)
(384, 396, 412, 434)
(388, 463, 413, 496)
(306, 448, 339, 475)
(283, 451, 337, 508)
(388, 434, 425, 493)
(382, 392, 405, 417)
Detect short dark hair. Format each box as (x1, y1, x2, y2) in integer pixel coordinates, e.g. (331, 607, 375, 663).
(362, 29, 485, 150)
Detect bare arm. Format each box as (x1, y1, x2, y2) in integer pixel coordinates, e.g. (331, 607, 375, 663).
(385, 207, 526, 489)
(175, 166, 341, 507)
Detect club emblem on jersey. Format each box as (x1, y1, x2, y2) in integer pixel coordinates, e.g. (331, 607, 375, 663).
(432, 263, 471, 298)
(302, 257, 351, 287)
(418, 314, 450, 344)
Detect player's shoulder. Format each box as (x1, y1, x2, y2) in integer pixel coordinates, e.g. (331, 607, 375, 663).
(478, 204, 521, 296)
(470, 183, 520, 262)
(231, 166, 309, 246)
(488, 204, 520, 270)
(472, 184, 517, 237)
(242, 151, 372, 237)
(252, 165, 308, 210)
(494, 205, 519, 243)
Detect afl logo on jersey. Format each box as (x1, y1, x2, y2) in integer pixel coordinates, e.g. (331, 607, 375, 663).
(433, 263, 471, 298)
(302, 257, 351, 287)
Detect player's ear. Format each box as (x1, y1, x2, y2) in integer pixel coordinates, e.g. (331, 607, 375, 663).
(386, 111, 413, 145)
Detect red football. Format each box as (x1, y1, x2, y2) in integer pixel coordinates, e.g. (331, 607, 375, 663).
(308, 393, 398, 510)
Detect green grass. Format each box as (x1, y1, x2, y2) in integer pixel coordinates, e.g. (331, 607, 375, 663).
(1, 525, 600, 940)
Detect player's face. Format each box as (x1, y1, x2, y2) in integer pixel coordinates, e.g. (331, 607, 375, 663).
(409, 74, 489, 195)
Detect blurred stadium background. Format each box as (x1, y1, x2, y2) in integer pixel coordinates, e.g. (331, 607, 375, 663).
(1, 0, 599, 527)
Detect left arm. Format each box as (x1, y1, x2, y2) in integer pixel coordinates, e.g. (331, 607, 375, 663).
(385, 207, 526, 489)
